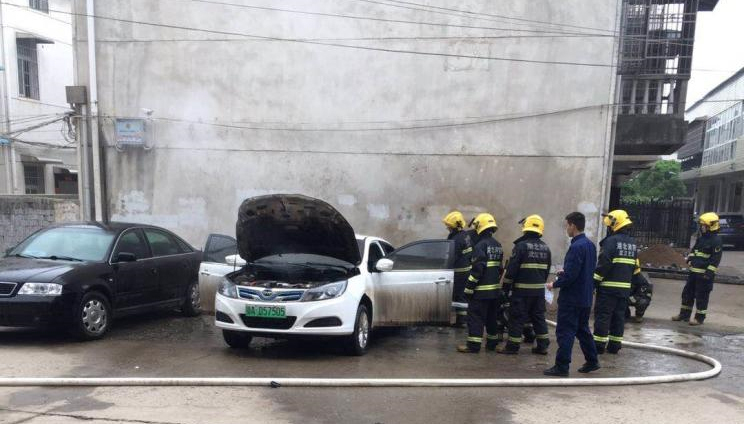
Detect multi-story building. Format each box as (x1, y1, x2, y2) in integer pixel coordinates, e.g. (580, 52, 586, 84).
(0, 0, 76, 195)
(610, 0, 718, 207)
(679, 67, 744, 214)
(68, 0, 715, 258)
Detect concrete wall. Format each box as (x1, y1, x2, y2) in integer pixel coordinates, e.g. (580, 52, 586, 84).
(0, 195, 79, 251)
(0, 0, 77, 195)
(72, 0, 621, 261)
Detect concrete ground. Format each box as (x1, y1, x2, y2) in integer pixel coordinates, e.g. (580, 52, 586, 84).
(719, 250, 744, 278)
(1, 278, 743, 424)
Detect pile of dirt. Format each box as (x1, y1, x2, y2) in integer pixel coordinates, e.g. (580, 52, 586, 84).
(638, 244, 688, 269)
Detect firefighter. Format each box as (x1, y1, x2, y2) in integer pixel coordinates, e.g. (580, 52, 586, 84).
(626, 271, 653, 323)
(497, 215, 552, 355)
(443, 211, 474, 327)
(457, 213, 504, 353)
(593, 210, 640, 354)
(672, 212, 723, 326)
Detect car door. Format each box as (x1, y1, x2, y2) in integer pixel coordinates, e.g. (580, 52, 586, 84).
(199, 234, 241, 312)
(111, 229, 158, 310)
(142, 228, 193, 303)
(371, 239, 454, 325)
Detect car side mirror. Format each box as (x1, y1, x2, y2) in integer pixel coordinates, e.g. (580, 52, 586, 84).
(376, 258, 394, 272)
(115, 252, 137, 263)
(225, 254, 246, 267)
(4, 247, 13, 257)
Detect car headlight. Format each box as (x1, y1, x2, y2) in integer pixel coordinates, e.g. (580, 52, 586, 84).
(301, 281, 347, 302)
(18, 283, 63, 296)
(218, 278, 238, 298)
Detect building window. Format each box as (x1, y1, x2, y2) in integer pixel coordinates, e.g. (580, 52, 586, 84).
(23, 163, 45, 194)
(29, 0, 49, 13)
(17, 39, 40, 100)
(702, 101, 743, 167)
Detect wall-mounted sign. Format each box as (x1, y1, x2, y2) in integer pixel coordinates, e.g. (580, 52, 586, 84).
(115, 119, 146, 146)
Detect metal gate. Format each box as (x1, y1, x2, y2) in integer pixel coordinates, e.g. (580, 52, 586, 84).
(619, 198, 695, 248)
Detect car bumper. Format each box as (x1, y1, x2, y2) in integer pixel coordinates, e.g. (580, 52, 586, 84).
(0, 293, 76, 327)
(719, 234, 744, 246)
(214, 292, 357, 336)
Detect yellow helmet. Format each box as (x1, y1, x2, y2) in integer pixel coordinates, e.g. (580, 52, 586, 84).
(520, 214, 544, 235)
(473, 213, 498, 235)
(699, 212, 720, 232)
(442, 211, 466, 230)
(603, 210, 632, 232)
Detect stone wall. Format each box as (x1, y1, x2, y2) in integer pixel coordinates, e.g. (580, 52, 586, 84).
(0, 196, 80, 252)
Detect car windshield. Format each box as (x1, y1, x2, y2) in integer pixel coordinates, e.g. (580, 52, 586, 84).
(10, 227, 116, 262)
(357, 238, 365, 256)
(720, 216, 743, 228)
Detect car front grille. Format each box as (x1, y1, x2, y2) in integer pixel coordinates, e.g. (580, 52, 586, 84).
(0, 282, 17, 297)
(240, 315, 297, 330)
(237, 287, 305, 302)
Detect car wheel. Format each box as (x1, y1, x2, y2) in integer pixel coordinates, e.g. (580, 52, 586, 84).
(222, 330, 252, 349)
(71, 291, 111, 341)
(344, 304, 371, 356)
(181, 281, 201, 317)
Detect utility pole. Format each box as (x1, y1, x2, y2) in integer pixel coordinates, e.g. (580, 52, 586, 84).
(0, 0, 15, 194)
(86, 0, 104, 222)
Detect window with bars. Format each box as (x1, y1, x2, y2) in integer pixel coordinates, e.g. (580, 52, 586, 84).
(17, 39, 40, 100)
(29, 0, 49, 13)
(23, 163, 45, 194)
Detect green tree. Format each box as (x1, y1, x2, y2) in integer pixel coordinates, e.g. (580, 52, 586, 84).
(621, 160, 687, 202)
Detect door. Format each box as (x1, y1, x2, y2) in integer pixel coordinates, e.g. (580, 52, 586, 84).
(371, 240, 454, 325)
(143, 228, 192, 302)
(111, 229, 158, 309)
(199, 234, 240, 312)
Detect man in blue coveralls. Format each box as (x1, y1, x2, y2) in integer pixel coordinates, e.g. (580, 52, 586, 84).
(544, 212, 600, 377)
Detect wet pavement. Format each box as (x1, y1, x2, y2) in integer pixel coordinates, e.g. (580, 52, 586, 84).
(1, 277, 743, 423)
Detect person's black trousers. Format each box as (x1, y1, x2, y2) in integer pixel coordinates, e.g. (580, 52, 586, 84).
(678, 273, 713, 323)
(593, 290, 628, 353)
(466, 298, 502, 351)
(554, 303, 598, 372)
(504, 296, 549, 352)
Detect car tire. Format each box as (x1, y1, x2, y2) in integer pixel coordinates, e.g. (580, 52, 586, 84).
(223, 330, 252, 349)
(70, 291, 111, 341)
(181, 280, 202, 317)
(344, 304, 371, 356)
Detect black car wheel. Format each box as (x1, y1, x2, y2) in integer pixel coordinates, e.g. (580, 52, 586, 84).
(181, 281, 201, 317)
(223, 330, 253, 349)
(71, 291, 111, 341)
(344, 304, 371, 356)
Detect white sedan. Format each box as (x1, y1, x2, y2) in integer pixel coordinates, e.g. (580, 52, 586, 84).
(199, 194, 457, 355)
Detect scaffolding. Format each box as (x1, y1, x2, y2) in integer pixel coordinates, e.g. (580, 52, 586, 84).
(618, 0, 700, 116)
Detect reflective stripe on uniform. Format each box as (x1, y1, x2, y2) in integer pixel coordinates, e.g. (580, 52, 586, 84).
(503, 278, 513, 285)
(694, 251, 711, 258)
(599, 281, 631, 289)
(612, 258, 637, 265)
(451, 302, 468, 309)
(463, 288, 474, 295)
(468, 275, 479, 283)
(681, 305, 692, 310)
(467, 336, 482, 343)
(697, 310, 707, 315)
(608, 335, 623, 342)
(514, 283, 545, 289)
(475, 284, 502, 291)
(689, 267, 706, 274)
(707, 265, 718, 272)
(508, 336, 522, 343)
(593, 273, 604, 281)
(462, 247, 473, 254)
(486, 261, 501, 267)
(486, 334, 502, 340)
(535, 334, 550, 339)
(520, 263, 548, 270)
(455, 266, 472, 273)
(456, 311, 468, 316)
(593, 334, 609, 342)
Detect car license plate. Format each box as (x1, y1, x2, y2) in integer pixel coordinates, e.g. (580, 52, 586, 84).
(245, 305, 286, 319)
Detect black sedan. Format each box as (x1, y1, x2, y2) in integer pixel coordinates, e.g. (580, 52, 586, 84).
(719, 214, 744, 249)
(0, 222, 202, 340)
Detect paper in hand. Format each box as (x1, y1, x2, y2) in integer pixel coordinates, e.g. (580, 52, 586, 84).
(544, 286, 554, 305)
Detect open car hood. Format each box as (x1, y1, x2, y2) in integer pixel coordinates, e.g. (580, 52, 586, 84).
(236, 194, 361, 266)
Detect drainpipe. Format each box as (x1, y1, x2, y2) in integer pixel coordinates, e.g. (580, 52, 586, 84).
(86, 0, 104, 221)
(0, 0, 15, 194)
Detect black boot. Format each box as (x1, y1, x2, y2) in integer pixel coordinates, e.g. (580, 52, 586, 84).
(543, 366, 569, 377)
(595, 340, 606, 355)
(496, 342, 519, 355)
(578, 362, 601, 373)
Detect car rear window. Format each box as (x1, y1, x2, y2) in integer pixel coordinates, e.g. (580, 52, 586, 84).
(720, 216, 743, 228)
